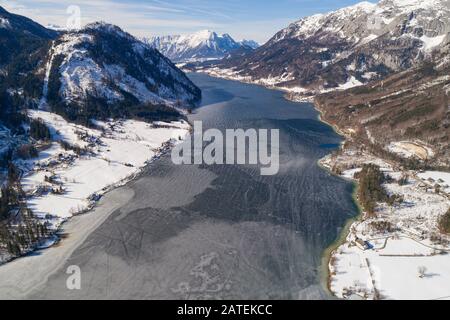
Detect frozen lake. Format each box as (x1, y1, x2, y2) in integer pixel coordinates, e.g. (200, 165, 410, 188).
(1, 73, 358, 299)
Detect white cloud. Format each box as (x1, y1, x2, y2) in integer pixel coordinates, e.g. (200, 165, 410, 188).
(0, 0, 284, 43)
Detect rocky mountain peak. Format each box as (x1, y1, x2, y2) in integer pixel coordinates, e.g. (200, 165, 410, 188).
(202, 0, 450, 96)
(0, 5, 56, 39)
(0, 6, 8, 14)
(146, 30, 257, 63)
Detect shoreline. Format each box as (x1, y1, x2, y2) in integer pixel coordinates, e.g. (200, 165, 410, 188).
(1, 113, 191, 266)
(313, 99, 450, 299)
(0, 119, 191, 298)
(313, 101, 364, 298)
(0, 185, 135, 299)
(320, 141, 450, 299)
(186, 68, 315, 103)
(317, 161, 363, 297)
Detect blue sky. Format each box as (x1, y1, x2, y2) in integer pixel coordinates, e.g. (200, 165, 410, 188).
(0, 0, 367, 43)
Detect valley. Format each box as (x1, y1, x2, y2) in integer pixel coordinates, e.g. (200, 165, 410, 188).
(0, 6, 200, 265)
(0, 0, 449, 301)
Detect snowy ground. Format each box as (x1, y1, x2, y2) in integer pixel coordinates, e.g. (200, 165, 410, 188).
(19, 110, 190, 231)
(321, 149, 450, 300)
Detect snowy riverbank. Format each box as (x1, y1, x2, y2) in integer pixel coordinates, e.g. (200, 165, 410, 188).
(0, 110, 190, 264)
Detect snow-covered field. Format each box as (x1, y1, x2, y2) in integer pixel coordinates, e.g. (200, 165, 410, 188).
(387, 141, 435, 161)
(21, 110, 190, 229)
(331, 236, 450, 300)
(322, 149, 450, 300)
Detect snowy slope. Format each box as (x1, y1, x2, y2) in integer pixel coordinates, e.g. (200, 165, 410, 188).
(0, 17, 10, 29)
(271, 0, 450, 49)
(43, 23, 201, 112)
(322, 147, 450, 300)
(23, 110, 190, 221)
(1, 6, 200, 263)
(146, 30, 257, 62)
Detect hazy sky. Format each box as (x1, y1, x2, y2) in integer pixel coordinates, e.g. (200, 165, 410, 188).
(0, 0, 367, 43)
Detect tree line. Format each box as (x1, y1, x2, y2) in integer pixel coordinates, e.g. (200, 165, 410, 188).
(355, 164, 389, 216)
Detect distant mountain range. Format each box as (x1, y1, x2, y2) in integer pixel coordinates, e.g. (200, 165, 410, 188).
(145, 30, 259, 63)
(0, 5, 202, 261)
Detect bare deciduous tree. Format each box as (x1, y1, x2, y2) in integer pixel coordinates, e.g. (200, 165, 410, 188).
(418, 266, 427, 278)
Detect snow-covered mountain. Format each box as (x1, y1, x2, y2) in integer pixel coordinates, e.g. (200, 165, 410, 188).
(202, 0, 450, 95)
(146, 30, 258, 62)
(41, 22, 201, 121)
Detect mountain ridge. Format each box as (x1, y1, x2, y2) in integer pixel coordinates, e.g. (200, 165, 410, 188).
(0, 7, 201, 131)
(146, 30, 259, 63)
(39, 22, 201, 124)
